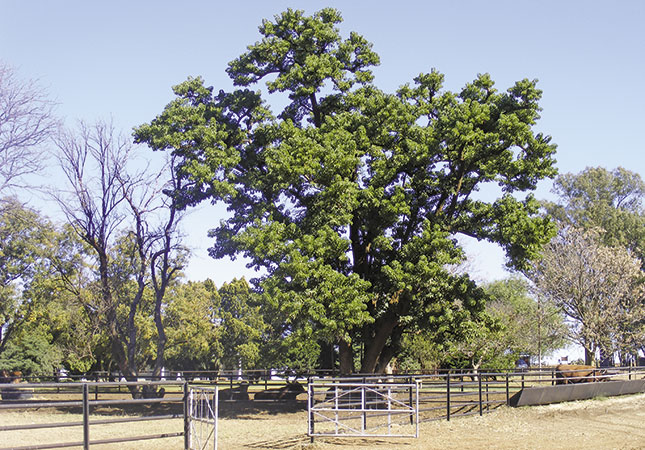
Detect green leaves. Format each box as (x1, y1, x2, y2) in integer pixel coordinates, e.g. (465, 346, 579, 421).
(137, 8, 558, 373)
(545, 167, 645, 264)
(227, 8, 379, 126)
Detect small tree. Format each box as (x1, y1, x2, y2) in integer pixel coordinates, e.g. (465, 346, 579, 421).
(217, 278, 265, 370)
(484, 277, 566, 367)
(164, 280, 221, 371)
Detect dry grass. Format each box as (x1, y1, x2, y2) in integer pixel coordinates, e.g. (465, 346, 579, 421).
(2, 393, 645, 449)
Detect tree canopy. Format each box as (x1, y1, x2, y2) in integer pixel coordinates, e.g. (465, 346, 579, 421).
(544, 166, 645, 265)
(528, 227, 644, 365)
(135, 8, 558, 373)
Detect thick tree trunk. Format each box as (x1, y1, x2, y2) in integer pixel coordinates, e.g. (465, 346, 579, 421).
(317, 341, 334, 371)
(584, 346, 593, 366)
(146, 289, 167, 398)
(338, 339, 353, 375)
(126, 282, 145, 376)
(373, 326, 403, 373)
(360, 315, 398, 373)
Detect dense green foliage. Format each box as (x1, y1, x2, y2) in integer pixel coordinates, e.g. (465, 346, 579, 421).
(484, 278, 566, 364)
(135, 8, 558, 373)
(396, 277, 566, 371)
(545, 167, 645, 264)
(0, 199, 54, 354)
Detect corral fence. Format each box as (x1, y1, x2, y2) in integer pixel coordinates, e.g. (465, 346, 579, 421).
(0, 380, 216, 450)
(307, 373, 506, 440)
(308, 365, 645, 434)
(308, 380, 419, 440)
(3, 366, 645, 447)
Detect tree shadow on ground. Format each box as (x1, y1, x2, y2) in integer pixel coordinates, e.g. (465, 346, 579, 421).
(42, 398, 307, 419)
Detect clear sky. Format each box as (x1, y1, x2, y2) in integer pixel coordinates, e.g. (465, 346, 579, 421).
(2, 0, 644, 287)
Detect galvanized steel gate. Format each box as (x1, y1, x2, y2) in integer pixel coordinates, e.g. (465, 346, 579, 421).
(308, 381, 419, 440)
(188, 386, 218, 450)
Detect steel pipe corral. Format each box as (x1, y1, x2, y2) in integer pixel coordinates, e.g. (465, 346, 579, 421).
(509, 379, 645, 407)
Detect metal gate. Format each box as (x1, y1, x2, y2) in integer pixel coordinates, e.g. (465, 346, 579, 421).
(188, 386, 218, 450)
(308, 381, 419, 439)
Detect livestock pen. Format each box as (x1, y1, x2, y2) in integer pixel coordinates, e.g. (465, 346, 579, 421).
(2, 366, 645, 449)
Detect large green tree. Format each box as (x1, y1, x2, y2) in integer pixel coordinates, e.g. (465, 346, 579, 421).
(135, 8, 557, 373)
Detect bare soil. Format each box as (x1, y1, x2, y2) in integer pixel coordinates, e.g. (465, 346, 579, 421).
(1, 393, 644, 449)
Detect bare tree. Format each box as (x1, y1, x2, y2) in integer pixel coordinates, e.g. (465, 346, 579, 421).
(528, 227, 645, 365)
(0, 61, 58, 193)
(53, 121, 185, 397)
(119, 156, 186, 397)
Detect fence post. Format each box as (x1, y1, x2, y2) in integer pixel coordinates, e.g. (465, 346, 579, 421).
(334, 383, 339, 435)
(415, 382, 420, 438)
(82, 383, 90, 450)
(506, 373, 510, 406)
(446, 373, 451, 421)
(629, 366, 632, 381)
(308, 381, 315, 443)
(183, 382, 190, 450)
(551, 369, 555, 386)
(214, 385, 219, 450)
(406, 377, 414, 425)
(361, 383, 366, 432)
(521, 373, 525, 390)
(94, 373, 99, 401)
(478, 375, 483, 416)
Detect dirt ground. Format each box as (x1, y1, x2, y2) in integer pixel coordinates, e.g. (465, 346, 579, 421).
(220, 393, 645, 450)
(1, 393, 645, 449)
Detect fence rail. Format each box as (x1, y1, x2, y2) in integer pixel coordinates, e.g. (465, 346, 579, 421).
(0, 380, 188, 450)
(3, 366, 645, 448)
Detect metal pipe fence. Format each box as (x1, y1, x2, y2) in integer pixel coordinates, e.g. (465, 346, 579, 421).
(0, 380, 188, 450)
(3, 366, 644, 448)
(308, 380, 419, 440)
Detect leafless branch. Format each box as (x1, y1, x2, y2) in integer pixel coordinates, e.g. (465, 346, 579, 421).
(0, 61, 59, 193)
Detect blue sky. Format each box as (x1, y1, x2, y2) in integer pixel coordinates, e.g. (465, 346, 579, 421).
(2, 0, 644, 287)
